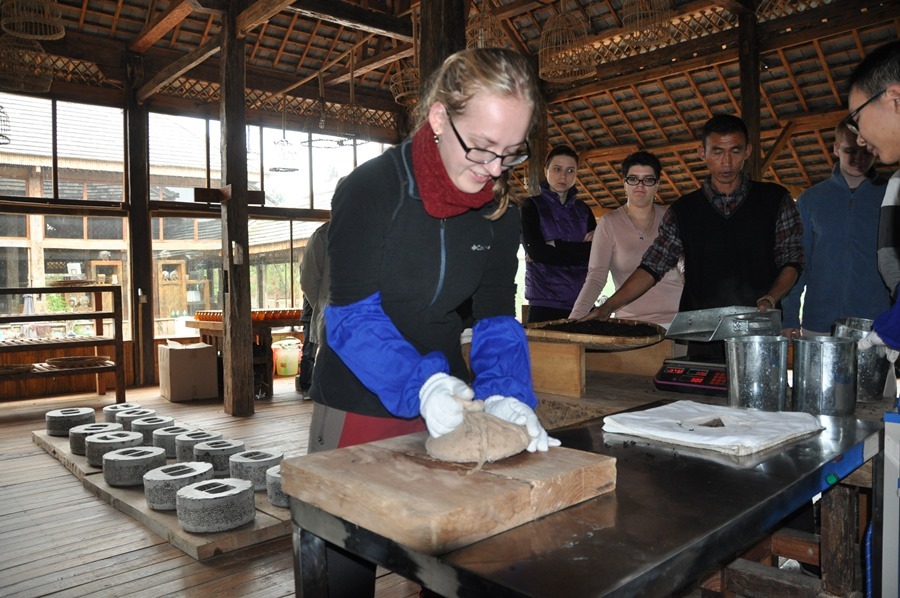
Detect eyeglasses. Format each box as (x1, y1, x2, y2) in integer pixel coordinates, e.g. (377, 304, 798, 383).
(624, 175, 658, 187)
(445, 113, 530, 168)
(842, 88, 886, 136)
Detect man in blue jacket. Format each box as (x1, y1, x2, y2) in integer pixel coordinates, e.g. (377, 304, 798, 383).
(781, 120, 889, 337)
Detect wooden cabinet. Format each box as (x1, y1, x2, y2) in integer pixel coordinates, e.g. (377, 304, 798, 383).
(0, 285, 126, 402)
(88, 260, 123, 311)
(157, 260, 186, 318)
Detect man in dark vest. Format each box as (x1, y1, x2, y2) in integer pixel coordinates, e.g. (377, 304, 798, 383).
(582, 114, 804, 360)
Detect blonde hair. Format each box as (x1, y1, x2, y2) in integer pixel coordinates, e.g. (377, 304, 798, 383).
(417, 48, 543, 220)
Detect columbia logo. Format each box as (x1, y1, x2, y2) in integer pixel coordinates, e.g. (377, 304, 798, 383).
(470, 244, 490, 251)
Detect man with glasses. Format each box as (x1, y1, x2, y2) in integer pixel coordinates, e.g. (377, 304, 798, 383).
(521, 145, 596, 323)
(846, 41, 900, 353)
(584, 114, 803, 360)
(781, 120, 889, 341)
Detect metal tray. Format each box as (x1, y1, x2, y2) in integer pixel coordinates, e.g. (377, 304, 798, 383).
(665, 306, 781, 342)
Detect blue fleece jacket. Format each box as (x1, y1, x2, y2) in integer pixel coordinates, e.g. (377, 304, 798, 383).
(782, 165, 890, 332)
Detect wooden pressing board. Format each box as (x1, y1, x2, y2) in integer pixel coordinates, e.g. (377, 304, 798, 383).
(281, 432, 616, 555)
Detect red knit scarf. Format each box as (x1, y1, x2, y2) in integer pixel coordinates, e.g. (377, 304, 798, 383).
(411, 123, 494, 218)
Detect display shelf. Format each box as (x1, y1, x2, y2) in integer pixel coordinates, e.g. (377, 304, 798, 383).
(0, 285, 126, 402)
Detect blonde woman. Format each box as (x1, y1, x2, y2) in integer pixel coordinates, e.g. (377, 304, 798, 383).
(310, 48, 557, 455)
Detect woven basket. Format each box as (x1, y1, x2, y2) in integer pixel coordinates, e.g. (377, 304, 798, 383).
(1, 0, 64, 41)
(538, 10, 594, 83)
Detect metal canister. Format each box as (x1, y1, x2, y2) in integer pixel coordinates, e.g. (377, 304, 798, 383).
(791, 336, 856, 416)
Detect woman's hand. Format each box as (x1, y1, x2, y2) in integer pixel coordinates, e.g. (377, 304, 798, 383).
(580, 304, 613, 322)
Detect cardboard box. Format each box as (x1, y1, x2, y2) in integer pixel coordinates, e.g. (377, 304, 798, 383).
(159, 341, 219, 402)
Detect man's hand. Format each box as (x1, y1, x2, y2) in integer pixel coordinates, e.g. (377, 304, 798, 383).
(580, 304, 613, 322)
(484, 396, 561, 452)
(419, 373, 474, 438)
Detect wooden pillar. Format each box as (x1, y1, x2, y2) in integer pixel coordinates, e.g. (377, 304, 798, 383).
(220, 0, 254, 416)
(418, 0, 466, 85)
(738, 7, 762, 179)
(528, 109, 549, 197)
(125, 52, 154, 387)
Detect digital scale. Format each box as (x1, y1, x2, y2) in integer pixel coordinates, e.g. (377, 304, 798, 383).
(654, 358, 728, 396)
(652, 306, 782, 398)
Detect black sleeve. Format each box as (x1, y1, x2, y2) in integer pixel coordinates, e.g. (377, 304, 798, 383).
(520, 197, 593, 266)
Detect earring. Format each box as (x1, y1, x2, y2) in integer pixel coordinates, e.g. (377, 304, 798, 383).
(433, 134, 440, 144)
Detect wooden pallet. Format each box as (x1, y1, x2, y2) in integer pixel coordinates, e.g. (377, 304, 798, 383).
(32, 430, 291, 560)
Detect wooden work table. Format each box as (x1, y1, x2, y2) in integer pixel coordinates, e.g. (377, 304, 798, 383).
(184, 317, 300, 398)
(285, 368, 890, 596)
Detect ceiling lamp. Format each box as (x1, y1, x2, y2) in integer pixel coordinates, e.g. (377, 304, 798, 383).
(620, 0, 674, 50)
(269, 97, 298, 172)
(0, 34, 52, 92)
(301, 72, 344, 149)
(1, 0, 64, 40)
(466, 1, 507, 49)
(0, 104, 10, 145)
(390, 5, 419, 108)
(538, 2, 595, 83)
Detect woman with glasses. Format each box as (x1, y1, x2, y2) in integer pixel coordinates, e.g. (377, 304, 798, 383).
(309, 47, 558, 458)
(569, 151, 683, 327)
(521, 145, 596, 323)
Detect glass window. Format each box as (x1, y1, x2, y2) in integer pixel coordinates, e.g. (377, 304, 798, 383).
(263, 127, 311, 208)
(248, 219, 297, 308)
(152, 221, 222, 337)
(149, 113, 208, 202)
(44, 215, 85, 239)
(56, 101, 124, 202)
(310, 135, 359, 211)
(0, 213, 26, 237)
(0, 92, 53, 199)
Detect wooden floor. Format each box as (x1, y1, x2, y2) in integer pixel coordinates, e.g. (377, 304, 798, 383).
(0, 378, 420, 598)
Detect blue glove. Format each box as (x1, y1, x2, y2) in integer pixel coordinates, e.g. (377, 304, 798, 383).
(484, 396, 561, 452)
(419, 373, 475, 438)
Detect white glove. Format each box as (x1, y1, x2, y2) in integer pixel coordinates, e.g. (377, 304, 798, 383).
(859, 330, 888, 351)
(419, 373, 474, 438)
(858, 331, 899, 363)
(483, 396, 562, 453)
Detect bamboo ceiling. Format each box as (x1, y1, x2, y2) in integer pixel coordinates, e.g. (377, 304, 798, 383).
(18, 0, 900, 209)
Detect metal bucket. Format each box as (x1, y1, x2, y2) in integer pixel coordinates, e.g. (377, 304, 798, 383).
(832, 317, 891, 403)
(725, 335, 789, 411)
(791, 336, 857, 416)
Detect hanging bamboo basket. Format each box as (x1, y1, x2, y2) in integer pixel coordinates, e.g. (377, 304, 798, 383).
(466, 2, 507, 49)
(620, 0, 674, 49)
(0, 34, 52, 92)
(538, 9, 595, 83)
(1, 0, 65, 41)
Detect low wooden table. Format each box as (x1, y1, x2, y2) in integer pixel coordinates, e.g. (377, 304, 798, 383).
(184, 318, 300, 398)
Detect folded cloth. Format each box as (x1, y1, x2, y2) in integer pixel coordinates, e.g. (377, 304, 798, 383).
(603, 400, 824, 456)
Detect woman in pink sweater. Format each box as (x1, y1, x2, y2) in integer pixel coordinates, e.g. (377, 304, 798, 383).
(569, 151, 683, 328)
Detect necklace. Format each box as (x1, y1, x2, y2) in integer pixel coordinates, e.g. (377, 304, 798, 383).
(624, 205, 656, 240)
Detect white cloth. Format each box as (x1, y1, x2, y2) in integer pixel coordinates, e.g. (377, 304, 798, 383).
(603, 400, 824, 456)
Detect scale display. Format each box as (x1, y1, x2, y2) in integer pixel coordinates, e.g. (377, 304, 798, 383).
(653, 359, 728, 397)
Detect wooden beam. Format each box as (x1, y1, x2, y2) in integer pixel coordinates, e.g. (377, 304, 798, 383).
(419, 0, 466, 85)
(547, 0, 895, 104)
(285, 0, 413, 43)
(738, 8, 761, 178)
(221, 0, 255, 417)
(325, 43, 414, 85)
(760, 123, 795, 176)
(136, 35, 222, 103)
(709, 0, 757, 13)
(580, 108, 845, 165)
(236, 0, 295, 36)
(129, 0, 200, 53)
